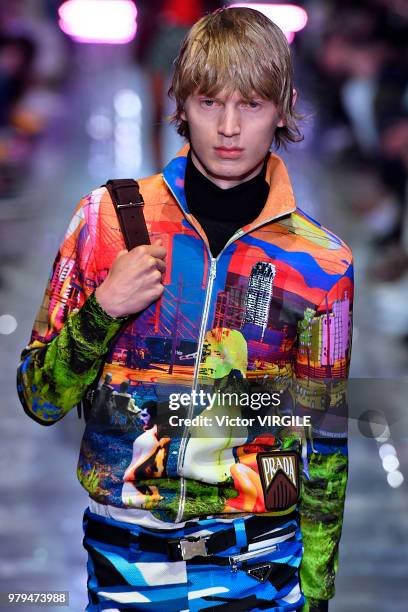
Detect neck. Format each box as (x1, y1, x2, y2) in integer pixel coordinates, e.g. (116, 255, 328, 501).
(185, 150, 269, 223)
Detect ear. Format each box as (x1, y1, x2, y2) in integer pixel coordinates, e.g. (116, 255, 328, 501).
(276, 88, 298, 127)
(180, 108, 187, 122)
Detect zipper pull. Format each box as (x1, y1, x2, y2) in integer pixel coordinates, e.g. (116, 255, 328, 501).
(210, 259, 217, 280)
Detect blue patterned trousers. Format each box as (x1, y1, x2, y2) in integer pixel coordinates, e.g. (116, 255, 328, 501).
(83, 508, 305, 611)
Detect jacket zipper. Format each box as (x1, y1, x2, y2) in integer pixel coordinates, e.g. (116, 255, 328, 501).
(162, 173, 296, 523)
(229, 543, 279, 571)
(176, 255, 217, 521)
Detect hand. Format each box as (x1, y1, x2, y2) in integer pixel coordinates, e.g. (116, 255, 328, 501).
(95, 239, 166, 318)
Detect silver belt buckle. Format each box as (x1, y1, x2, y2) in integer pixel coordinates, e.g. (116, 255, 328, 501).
(180, 537, 208, 561)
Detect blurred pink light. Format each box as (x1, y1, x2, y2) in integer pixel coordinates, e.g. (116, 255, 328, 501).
(58, 0, 137, 44)
(228, 3, 307, 42)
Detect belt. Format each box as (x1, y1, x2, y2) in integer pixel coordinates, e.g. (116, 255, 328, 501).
(84, 512, 297, 563)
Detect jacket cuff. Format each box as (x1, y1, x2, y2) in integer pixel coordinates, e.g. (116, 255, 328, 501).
(67, 291, 128, 356)
(303, 598, 329, 612)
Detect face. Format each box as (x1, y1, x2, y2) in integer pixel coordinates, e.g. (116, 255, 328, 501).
(181, 89, 286, 189)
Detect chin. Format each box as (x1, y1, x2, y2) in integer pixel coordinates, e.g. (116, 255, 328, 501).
(211, 158, 247, 172)
(213, 165, 251, 180)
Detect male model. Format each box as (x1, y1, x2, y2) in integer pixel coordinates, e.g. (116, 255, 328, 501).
(17, 7, 353, 611)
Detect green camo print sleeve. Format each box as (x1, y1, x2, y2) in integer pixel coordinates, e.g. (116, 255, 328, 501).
(17, 292, 125, 424)
(17, 193, 128, 424)
(300, 451, 348, 604)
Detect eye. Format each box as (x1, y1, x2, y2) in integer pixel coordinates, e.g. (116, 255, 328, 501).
(246, 100, 261, 109)
(201, 99, 215, 107)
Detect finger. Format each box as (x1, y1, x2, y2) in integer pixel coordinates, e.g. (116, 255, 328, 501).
(146, 244, 167, 259)
(154, 258, 166, 273)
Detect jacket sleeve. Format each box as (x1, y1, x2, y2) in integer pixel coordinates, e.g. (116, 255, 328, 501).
(294, 260, 354, 610)
(16, 194, 126, 425)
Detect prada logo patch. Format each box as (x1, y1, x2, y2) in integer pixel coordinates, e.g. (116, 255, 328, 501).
(256, 451, 300, 511)
(246, 563, 274, 583)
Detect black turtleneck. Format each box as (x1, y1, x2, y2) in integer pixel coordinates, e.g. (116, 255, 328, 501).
(184, 151, 270, 258)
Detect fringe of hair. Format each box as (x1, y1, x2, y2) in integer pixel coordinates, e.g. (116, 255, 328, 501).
(168, 7, 304, 149)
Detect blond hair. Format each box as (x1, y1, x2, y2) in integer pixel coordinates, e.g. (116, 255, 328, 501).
(168, 7, 303, 149)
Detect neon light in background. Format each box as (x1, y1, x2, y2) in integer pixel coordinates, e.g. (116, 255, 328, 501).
(377, 442, 404, 489)
(58, 0, 138, 44)
(114, 90, 143, 175)
(228, 3, 308, 42)
(0, 314, 18, 335)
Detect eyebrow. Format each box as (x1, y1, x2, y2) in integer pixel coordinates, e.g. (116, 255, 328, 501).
(196, 93, 263, 102)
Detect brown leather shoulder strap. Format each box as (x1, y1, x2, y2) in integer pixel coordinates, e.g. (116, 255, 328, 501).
(104, 179, 150, 250)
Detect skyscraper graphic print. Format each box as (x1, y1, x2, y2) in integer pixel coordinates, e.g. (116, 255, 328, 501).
(242, 261, 276, 341)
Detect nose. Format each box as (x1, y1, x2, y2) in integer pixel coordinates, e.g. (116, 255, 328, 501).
(217, 104, 240, 138)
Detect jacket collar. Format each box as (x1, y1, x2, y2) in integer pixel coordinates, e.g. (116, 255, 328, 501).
(162, 144, 296, 229)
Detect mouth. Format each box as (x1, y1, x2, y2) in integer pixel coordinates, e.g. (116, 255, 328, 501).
(214, 147, 244, 159)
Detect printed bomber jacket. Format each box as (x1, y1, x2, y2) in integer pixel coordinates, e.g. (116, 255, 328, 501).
(17, 146, 353, 604)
